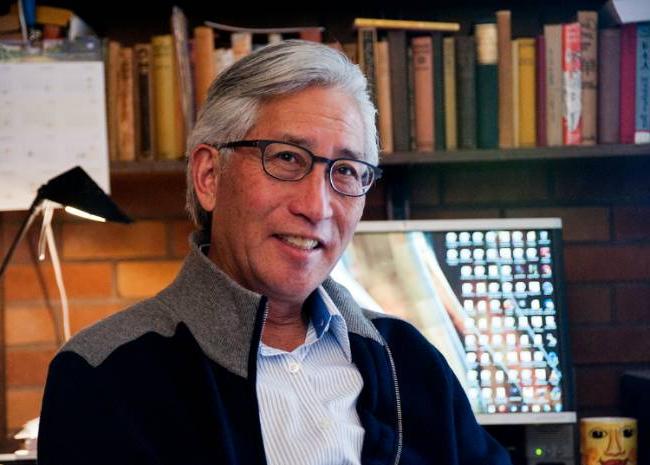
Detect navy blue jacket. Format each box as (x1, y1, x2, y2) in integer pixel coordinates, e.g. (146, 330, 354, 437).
(38, 234, 512, 465)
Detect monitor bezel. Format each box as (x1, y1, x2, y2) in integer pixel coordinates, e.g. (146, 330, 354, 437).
(350, 218, 576, 425)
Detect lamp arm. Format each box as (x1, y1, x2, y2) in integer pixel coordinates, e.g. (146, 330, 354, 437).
(0, 196, 43, 279)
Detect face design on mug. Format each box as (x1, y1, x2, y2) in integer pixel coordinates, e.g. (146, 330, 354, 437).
(581, 421, 637, 465)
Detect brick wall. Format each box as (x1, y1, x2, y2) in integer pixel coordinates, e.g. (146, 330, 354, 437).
(1, 157, 649, 432)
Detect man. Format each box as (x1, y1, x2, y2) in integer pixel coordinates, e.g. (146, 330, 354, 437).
(38, 40, 511, 465)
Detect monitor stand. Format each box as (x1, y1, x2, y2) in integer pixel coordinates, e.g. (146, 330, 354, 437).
(525, 423, 576, 465)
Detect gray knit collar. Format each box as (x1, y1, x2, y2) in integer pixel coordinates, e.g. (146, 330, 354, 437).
(158, 231, 384, 379)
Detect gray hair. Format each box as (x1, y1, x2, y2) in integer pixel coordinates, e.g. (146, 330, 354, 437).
(185, 39, 378, 232)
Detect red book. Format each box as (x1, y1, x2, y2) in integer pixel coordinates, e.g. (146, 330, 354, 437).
(536, 34, 547, 146)
(620, 24, 637, 144)
(562, 22, 582, 145)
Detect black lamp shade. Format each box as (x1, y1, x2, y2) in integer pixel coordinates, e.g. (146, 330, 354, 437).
(37, 166, 132, 223)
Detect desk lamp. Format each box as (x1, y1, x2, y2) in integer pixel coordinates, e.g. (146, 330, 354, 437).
(0, 166, 132, 341)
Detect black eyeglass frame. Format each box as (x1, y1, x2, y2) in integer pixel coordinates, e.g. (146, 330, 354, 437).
(211, 139, 383, 197)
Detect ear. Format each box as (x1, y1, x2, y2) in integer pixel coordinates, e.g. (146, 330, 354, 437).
(190, 144, 221, 212)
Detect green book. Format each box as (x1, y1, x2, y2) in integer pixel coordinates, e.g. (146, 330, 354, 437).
(475, 21, 499, 149)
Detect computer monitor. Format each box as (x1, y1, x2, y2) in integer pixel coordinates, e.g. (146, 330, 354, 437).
(332, 218, 576, 425)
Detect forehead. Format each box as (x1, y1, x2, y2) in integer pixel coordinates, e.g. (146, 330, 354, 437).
(248, 87, 366, 158)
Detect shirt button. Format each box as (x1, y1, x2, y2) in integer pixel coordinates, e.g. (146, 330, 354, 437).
(319, 418, 332, 430)
(288, 361, 301, 373)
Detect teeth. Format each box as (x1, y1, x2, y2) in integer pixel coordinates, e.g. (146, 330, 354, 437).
(279, 235, 319, 250)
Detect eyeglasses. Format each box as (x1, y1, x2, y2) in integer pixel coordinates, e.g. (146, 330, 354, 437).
(211, 140, 382, 197)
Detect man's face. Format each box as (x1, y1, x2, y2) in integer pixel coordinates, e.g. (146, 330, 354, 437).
(581, 420, 637, 465)
(207, 87, 367, 306)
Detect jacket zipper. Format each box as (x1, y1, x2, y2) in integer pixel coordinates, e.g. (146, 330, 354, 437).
(384, 344, 403, 465)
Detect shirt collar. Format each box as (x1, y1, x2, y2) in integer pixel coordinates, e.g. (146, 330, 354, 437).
(314, 286, 353, 362)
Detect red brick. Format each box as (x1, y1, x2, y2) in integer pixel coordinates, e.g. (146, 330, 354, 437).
(7, 388, 44, 431)
(171, 220, 195, 258)
(505, 207, 610, 242)
(5, 306, 58, 346)
(110, 172, 187, 219)
(564, 245, 650, 282)
(613, 206, 650, 241)
(62, 221, 166, 259)
(117, 260, 182, 298)
(566, 285, 612, 324)
(1, 222, 45, 265)
(70, 303, 125, 335)
(4, 262, 113, 301)
(574, 366, 624, 410)
(571, 327, 650, 364)
(6, 348, 56, 386)
(615, 284, 650, 323)
(443, 164, 549, 205)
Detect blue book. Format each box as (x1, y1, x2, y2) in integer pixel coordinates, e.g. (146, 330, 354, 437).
(635, 22, 650, 143)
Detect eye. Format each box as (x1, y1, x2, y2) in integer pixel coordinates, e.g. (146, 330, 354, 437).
(623, 428, 635, 438)
(590, 429, 607, 439)
(335, 162, 360, 178)
(274, 151, 301, 163)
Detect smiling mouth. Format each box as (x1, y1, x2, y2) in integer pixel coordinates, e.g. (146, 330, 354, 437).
(599, 460, 628, 465)
(276, 234, 321, 251)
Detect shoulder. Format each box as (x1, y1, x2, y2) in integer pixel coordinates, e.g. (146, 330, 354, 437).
(60, 296, 179, 369)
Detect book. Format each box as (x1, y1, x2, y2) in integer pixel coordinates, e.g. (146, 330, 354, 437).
(412, 35, 434, 151)
(578, 11, 598, 145)
(387, 30, 410, 152)
(598, 28, 621, 144)
(231, 31, 252, 62)
(134, 43, 155, 160)
(562, 22, 582, 145)
(193, 26, 216, 112)
(117, 46, 136, 161)
(511, 40, 520, 148)
(518, 38, 537, 147)
(353, 17, 460, 32)
(407, 45, 417, 150)
(620, 23, 636, 144)
(497, 10, 513, 148)
(171, 6, 195, 136)
(358, 27, 378, 108)
(536, 35, 547, 146)
(105, 40, 121, 161)
(152, 34, 184, 159)
(545, 24, 563, 146)
(432, 32, 445, 150)
(455, 35, 477, 149)
(443, 36, 457, 150)
(375, 40, 394, 153)
(634, 23, 650, 144)
(475, 22, 499, 149)
(299, 28, 323, 42)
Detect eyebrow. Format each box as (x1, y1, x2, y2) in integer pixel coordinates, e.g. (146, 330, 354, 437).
(281, 135, 364, 161)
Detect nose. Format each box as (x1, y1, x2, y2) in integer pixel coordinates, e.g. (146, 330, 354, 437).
(287, 164, 334, 223)
(604, 430, 625, 457)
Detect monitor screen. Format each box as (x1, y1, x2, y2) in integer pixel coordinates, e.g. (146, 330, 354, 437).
(332, 218, 576, 425)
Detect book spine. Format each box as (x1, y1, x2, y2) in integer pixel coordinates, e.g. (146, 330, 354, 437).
(536, 35, 547, 146)
(412, 35, 434, 152)
(134, 43, 155, 160)
(518, 38, 537, 147)
(562, 22, 582, 146)
(443, 36, 457, 150)
(375, 40, 394, 154)
(432, 32, 445, 150)
(578, 11, 598, 145)
(598, 28, 621, 144)
(620, 24, 637, 144)
(193, 26, 216, 112)
(475, 23, 499, 149)
(117, 46, 136, 161)
(231, 32, 252, 62)
(105, 40, 121, 161)
(511, 40, 520, 147)
(299, 28, 323, 42)
(545, 24, 563, 146)
(455, 36, 477, 149)
(497, 10, 513, 148)
(152, 34, 184, 159)
(388, 30, 410, 152)
(407, 45, 417, 151)
(634, 23, 650, 144)
(358, 27, 378, 108)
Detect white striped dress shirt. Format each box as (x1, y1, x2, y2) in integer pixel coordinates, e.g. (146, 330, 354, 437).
(256, 287, 365, 465)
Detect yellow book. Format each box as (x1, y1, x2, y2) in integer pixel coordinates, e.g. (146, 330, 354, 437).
(353, 17, 460, 32)
(443, 37, 457, 150)
(375, 40, 394, 154)
(518, 38, 537, 147)
(152, 35, 185, 160)
(511, 40, 519, 148)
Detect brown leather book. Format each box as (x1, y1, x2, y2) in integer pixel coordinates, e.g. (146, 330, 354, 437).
(105, 40, 121, 161)
(134, 43, 155, 160)
(497, 10, 513, 148)
(375, 40, 394, 154)
(544, 24, 563, 146)
(117, 47, 136, 161)
(193, 26, 216, 112)
(597, 28, 620, 144)
(387, 30, 410, 152)
(412, 35, 434, 152)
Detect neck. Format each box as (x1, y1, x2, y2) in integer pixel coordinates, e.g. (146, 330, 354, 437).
(261, 300, 308, 352)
